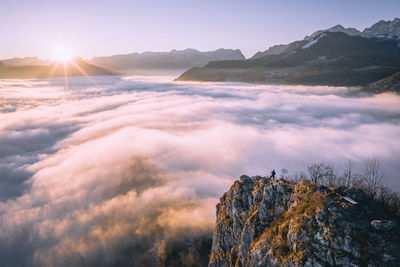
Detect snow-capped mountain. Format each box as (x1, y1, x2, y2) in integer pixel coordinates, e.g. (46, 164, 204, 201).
(306, 18, 400, 41)
(252, 18, 400, 60)
(177, 31, 400, 90)
(304, 24, 361, 41)
(362, 18, 400, 39)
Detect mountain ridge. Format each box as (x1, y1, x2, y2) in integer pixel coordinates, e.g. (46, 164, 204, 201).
(90, 48, 245, 72)
(365, 71, 400, 93)
(362, 18, 400, 39)
(177, 29, 400, 90)
(0, 57, 119, 79)
(1, 57, 52, 66)
(252, 17, 400, 60)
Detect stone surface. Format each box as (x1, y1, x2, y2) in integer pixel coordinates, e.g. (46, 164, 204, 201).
(209, 177, 400, 266)
(371, 220, 396, 231)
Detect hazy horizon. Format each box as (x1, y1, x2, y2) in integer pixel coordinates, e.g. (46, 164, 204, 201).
(1, 0, 400, 60)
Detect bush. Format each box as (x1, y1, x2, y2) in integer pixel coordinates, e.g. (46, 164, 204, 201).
(280, 157, 399, 218)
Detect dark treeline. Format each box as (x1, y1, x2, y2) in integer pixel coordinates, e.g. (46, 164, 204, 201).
(279, 157, 400, 217)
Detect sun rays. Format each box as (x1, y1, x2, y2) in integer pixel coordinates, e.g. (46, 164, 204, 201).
(52, 45, 73, 63)
(49, 45, 91, 87)
(47, 45, 119, 88)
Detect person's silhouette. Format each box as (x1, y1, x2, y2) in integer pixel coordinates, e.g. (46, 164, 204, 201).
(270, 169, 276, 180)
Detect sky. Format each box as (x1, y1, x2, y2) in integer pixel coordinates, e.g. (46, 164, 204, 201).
(1, 0, 400, 59)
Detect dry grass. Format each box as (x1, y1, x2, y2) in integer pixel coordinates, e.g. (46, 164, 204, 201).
(250, 184, 326, 264)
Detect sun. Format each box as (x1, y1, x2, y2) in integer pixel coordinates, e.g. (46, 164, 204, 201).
(53, 45, 73, 62)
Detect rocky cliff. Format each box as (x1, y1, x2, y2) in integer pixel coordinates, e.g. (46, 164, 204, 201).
(209, 176, 399, 266)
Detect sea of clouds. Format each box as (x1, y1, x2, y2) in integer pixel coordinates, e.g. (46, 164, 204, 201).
(0, 75, 399, 266)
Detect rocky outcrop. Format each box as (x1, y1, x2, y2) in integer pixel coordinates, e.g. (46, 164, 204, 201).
(209, 176, 400, 266)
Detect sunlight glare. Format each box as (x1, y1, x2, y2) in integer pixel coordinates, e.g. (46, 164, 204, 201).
(53, 45, 73, 62)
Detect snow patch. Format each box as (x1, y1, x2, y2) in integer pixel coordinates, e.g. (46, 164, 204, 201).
(302, 34, 327, 49)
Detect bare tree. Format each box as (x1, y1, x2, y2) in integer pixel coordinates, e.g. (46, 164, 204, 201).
(343, 159, 354, 187)
(323, 164, 337, 187)
(378, 185, 400, 216)
(280, 168, 289, 180)
(362, 157, 385, 198)
(308, 163, 325, 185)
(302, 158, 399, 216)
(292, 172, 307, 183)
(307, 163, 338, 186)
(336, 176, 346, 187)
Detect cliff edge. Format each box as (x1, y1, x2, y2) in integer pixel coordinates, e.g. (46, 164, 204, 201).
(209, 176, 399, 266)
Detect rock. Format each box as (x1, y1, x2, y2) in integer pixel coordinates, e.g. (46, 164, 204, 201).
(371, 220, 396, 231)
(383, 253, 396, 263)
(209, 176, 400, 266)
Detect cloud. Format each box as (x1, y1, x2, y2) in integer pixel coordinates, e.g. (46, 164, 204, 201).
(0, 76, 399, 266)
(0, 156, 214, 266)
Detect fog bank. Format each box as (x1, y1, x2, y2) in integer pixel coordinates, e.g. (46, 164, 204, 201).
(0, 76, 399, 266)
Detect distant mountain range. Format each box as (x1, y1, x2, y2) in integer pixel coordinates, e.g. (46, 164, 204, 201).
(90, 48, 245, 72)
(0, 57, 118, 79)
(1, 17, 400, 91)
(1, 57, 52, 66)
(177, 18, 400, 92)
(0, 49, 245, 78)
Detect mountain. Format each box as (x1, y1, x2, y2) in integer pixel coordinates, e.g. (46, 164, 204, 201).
(251, 18, 400, 60)
(303, 17, 400, 42)
(209, 175, 399, 266)
(90, 48, 245, 72)
(1, 57, 51, 66)
(251, 25, 362, 60)
(177, 32, 400, 87)
(304, 24, 362, 41)
(0, 57, 119, 79)
(252, 44, 291, 59)
(365, 71, 400, 93)
(362, 18, 400, 39)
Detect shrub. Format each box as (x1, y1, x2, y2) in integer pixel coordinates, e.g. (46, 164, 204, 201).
(307, 163, 337, 186)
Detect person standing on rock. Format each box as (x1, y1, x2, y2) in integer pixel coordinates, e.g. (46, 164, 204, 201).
(270, 169, 276, 180)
